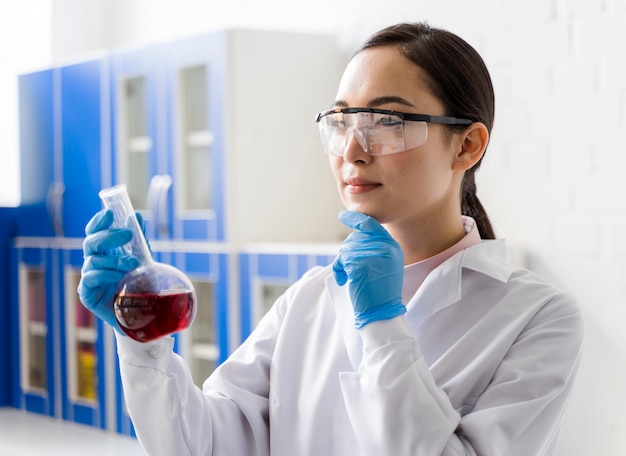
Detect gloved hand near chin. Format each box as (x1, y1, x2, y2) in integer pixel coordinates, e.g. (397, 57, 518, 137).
(77, 209, 145, 332)
(333, 211, 406, 329)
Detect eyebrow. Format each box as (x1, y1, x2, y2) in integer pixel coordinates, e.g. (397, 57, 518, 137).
(332, 96, 416, 109)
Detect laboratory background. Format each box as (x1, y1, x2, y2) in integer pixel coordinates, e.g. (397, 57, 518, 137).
(0, 0, 625, 454)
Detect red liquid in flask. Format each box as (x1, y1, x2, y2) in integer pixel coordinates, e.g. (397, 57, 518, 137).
(114, 290, 195, 342)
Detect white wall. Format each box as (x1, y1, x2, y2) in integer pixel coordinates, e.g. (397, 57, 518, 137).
(6, 0, 626, 452)
(0, 0, 53, 206)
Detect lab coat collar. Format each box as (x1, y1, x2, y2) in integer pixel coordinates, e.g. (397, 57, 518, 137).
(405, 239, 512, 322)
(324, 239, 513, 371)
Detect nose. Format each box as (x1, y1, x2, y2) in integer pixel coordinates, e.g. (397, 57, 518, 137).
(342, 128, 371, 163)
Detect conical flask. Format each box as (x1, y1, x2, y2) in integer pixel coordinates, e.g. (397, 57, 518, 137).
(99, 184, 196, 342)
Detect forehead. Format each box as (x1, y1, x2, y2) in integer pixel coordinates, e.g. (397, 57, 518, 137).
(335, 46, 440, 110)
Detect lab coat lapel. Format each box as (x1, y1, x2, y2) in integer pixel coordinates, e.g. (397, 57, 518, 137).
(406, 240, 512, 324)
(324, 274, 363, 371)
(405, 251, 463, 324)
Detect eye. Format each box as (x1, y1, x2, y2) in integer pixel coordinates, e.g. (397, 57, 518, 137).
(330, 118, 347, 128)
(376, 115, 402, 127)
(327, 114, 348, 129)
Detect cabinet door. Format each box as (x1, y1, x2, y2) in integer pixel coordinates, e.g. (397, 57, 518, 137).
(59, 246, 108, 429)
(110, 44, 166, 239)
(60, 59, 109, 237)
(18, 60, 108, 238)
(13, 245, 57, 416)
(163, 33, 227, 241)
(161, 249, 230, 386)
(17, 70, 55, 237)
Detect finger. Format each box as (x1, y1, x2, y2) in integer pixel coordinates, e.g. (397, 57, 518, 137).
(79, 268, 127, 291)
(82, 254, 140, 274)
(83, 228, 133, 255)
(332, 256, 348, 286)
(338, 211, 386, 233)
(85, 209, 114, 235)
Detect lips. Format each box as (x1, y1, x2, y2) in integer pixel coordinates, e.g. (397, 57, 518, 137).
(344, 177, 381, 194)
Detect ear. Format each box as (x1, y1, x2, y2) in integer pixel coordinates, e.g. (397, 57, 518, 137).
(452, 122, 489, 171)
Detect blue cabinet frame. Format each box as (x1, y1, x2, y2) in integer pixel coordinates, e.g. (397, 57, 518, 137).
(58, 246, 108, 429)
(0, 208, 17, 406)
(11, 244, 58, 417)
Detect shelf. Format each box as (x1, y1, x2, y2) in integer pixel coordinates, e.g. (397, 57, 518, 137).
(27, 321, 47, 337)
(187, 130, 214, 148)
(127, 136, 152, 153)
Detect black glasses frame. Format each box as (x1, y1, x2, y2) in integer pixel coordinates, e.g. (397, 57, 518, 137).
(315, 107, 473, 126)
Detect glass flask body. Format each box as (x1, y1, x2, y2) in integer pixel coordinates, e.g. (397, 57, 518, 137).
(99, 184, 196, 342)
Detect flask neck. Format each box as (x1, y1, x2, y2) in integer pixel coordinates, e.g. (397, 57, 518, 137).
(99, 185, 153, 265)
(126, 216, 153, 266)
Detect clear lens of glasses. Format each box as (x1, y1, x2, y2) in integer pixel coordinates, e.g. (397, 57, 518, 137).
(317, 111, 429, 156)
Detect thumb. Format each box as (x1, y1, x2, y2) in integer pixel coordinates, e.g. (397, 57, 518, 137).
(332, 256, 348, 286)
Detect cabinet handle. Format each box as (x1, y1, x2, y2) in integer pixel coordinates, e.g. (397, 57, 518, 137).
(146, 175, 172, 238)
(46, 181, 65, 236)
(147, 175, 161, 220)
(156, 175, 172, 237)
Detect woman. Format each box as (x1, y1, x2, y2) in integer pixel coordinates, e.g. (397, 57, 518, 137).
(79, 22, 584, 455)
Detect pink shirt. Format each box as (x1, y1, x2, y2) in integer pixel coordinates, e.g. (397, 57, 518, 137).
(402, 216, 481, 304)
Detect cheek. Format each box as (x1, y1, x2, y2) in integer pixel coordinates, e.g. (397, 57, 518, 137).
(383, 153, 423, 180)
(329, 156, 343, 181)
(385, 150, 447, 193)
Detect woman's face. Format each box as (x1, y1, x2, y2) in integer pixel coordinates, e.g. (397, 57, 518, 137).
(329, 46, 464, 227)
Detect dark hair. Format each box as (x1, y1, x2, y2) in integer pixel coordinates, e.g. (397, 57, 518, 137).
(357, 22, 496, 239)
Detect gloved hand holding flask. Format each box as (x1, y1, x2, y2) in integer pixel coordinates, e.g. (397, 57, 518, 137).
(78, 184, 196, 342)
(333, 211, 407, 329)
(78, 208, 141, 331)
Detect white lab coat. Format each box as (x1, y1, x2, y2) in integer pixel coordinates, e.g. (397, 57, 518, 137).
(116, 239, 584, 455)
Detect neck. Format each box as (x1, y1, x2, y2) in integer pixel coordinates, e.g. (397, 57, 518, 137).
(385, 210, 466, 265)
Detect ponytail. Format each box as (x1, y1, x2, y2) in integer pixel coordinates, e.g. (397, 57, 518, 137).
(461, 170, 495, 239)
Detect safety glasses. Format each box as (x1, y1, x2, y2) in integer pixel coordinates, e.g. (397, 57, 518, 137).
(315, 107, 473, 157)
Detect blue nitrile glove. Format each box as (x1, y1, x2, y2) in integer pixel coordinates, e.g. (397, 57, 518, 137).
(77, 209, 143, 331)
(333, 211, 406, 329)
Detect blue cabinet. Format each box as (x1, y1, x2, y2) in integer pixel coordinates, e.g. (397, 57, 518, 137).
(58, 245, 110, 429)
(17, 59, 109, 238)
(11, 239, 113, 429)
(13, 57, 112, 428)
(12, 28, 345, 436)
(11, 243, 58, 416)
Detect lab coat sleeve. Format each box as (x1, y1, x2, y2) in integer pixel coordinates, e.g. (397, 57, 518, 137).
(339, 294, 584, 456)
(339, 317, 466, 455)
(115, 332, 270, 456)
